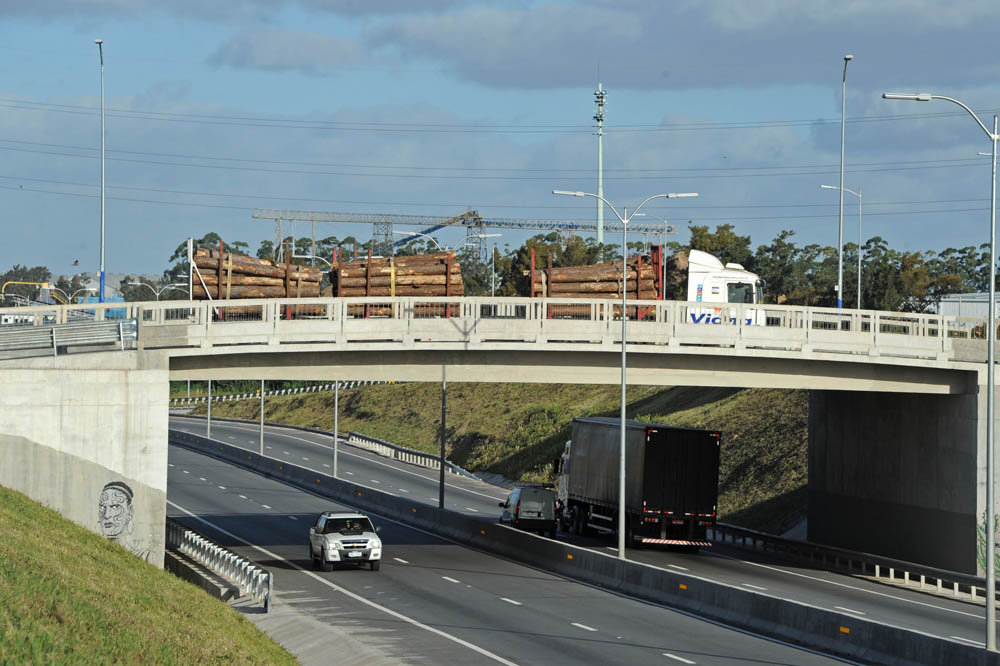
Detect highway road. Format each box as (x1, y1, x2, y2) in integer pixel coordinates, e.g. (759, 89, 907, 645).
(166, 438, 851, 665)
(169, 415, 996, 653)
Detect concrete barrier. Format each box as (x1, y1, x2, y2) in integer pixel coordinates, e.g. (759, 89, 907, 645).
(168, 430, 1000, 666)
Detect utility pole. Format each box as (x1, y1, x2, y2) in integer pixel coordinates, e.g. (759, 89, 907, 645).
(595, 81, 606, 246)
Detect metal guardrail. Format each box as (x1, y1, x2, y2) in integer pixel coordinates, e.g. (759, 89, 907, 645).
(709, 522, 996, 602)
(165, 517, 271, 611)
(168, 380, 392, 406)
(346, 431, 479, 480)
(0, 319, 137, 356)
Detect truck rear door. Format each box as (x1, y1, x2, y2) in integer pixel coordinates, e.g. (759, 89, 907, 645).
(660, 429, 720, 517)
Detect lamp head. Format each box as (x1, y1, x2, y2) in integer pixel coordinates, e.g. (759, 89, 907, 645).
(553, 189, 586, 197)
(844, 54, 853, 62)
(94, 39, 103, 45)
(883, 92, 932, 102)
(667, 192, 699, 198)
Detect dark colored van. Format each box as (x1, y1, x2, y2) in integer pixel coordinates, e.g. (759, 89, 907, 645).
(499, 486, 557, 537)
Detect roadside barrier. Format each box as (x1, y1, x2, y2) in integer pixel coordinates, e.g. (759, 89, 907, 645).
(168, 429, 1000, 666)
(165, 516, 271, 612)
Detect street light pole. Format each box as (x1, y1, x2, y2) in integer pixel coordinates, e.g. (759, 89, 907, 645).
(821, 185, 863, 308)
(95, 39, 106, 303)
(553, 189, 698, 560)
(837, 55, 853, 309)
(884, 91, 998, 651)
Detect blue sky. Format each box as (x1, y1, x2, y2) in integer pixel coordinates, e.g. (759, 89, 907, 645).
(3, 0, 1000, 276)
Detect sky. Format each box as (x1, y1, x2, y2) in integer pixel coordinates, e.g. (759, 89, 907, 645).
(3, 0, 1000, 278)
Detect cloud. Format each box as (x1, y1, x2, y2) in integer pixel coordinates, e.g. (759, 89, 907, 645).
(369, 1, 1000, 91)
(207, 31, 366, 75)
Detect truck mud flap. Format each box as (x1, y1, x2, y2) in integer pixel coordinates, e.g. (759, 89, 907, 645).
(639, 538, 712, 547)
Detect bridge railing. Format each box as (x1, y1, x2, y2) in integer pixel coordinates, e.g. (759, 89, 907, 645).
(0, 297, 986, 362)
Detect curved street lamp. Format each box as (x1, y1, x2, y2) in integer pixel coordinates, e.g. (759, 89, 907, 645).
(124, 281, 188, 301)
(552, 189, 698, 560)
(883, 90, 998, 651)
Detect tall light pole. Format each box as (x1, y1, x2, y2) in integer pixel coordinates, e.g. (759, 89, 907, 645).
(883, 91, 998, 651)
(95, 39, 106, 303)
(821, 185, 862, 309)
(553, 189, 698, 560)
(837, 54, 853, 309)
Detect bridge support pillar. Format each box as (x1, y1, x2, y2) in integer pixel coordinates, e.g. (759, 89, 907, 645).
(809, 387, 982, 573)
(0, 352, 169, 567)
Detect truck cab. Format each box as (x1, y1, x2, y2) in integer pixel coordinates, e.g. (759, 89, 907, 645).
(686, 249, 765, 325)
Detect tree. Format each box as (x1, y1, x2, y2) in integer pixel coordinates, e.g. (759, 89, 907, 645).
(688, 224, 754, 269)
(0, 265, 52, 301)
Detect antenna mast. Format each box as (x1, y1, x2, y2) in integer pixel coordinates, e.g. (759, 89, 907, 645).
(594, 77, 606, 245)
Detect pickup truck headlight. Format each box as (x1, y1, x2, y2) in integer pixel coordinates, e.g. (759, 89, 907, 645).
(369, 538, 381, 550)
(327, 539, 342, 550)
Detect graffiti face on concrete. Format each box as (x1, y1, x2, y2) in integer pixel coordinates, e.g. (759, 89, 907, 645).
(99, 481, 134, 539)
(98, 480, 154, 562)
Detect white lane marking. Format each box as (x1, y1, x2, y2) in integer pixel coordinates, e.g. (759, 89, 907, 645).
(282, 451, 291, 455)
(262, 504, 271, 509)
(172, 417, 505, 502)
(571, 622, 597, 632)
(951, 636, 986, 647)
(393, 557, 409, 564)
(398, 488, 409, 493)
(228, 436, 235, 440)
(663, 654, 695, 664)
(370, 479, 381, 484)
(429, 497, 439, 502)
(303, 457, 310, 461)
(248, 441, 255, 445)
(266, 445, 272, 449)
(168, 463, 174, 467)
(323, 464, 330, 468)
(239, 495, 248, 500)
(605, 547, 617, 552)
(217, 486, 226, 490)
(715, 552, 983, 620)
(742, 583, 767, 591)
(667, 564, 689, 571)
(501, 598, 522, 606)
(346, 471, 355, 475)
(465, 507, 479, 513)
(182, 470, 190, 474)
(442, 576, 461, 584)
(167, 500, 518, 666)
(835, 606, 866, 615)
(288, 516, 298, 521)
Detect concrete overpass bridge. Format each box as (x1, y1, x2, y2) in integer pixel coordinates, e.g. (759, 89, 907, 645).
(0, 296, 994, 574)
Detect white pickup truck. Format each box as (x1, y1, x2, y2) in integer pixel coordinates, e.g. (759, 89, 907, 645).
(308, 511, 383, 571)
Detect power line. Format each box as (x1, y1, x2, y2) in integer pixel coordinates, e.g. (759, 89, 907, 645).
(3, 183, 989, 223)
(2, 95, 999, 134)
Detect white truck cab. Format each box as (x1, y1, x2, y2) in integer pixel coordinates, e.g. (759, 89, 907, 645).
(308, 511, 383, 571)
(686, 249, 765, 325)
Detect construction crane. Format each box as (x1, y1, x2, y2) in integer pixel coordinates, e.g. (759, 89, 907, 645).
(252, 208, 676, 261)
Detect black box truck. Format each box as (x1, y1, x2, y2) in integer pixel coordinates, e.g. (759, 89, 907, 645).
(556, 417, 721, 550)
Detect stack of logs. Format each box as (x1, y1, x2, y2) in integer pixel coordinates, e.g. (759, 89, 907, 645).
(330, 251, 464, 297)
(191, 246, 324, 299)
(527, 246, 665, 318)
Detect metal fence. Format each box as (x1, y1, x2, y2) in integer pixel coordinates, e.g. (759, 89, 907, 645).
(165, 517, 271, 611)
(0, 318, 137, 356)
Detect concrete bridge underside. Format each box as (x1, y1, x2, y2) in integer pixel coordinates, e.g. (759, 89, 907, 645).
(165, 344, 990, 573)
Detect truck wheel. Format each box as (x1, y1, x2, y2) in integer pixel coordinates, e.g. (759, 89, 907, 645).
(320, 549, 333, 572)
(370, 560, 380, 571)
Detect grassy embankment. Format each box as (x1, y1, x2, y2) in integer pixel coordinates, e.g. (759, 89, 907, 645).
(0, 484, 296, 665)
(191, 383, 808, 534)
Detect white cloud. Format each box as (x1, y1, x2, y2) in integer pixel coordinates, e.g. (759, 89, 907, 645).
(207, 30, 365, 75)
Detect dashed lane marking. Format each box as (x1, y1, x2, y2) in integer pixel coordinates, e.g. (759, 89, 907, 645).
(393, 558, 409, 564)
(501, 598, 522, 606)
(442, 576, 461, 583)
(571, 622, 597, 632)
(262, 505, 271, 509)
(835, 606, 866, 615)
(663, 654, 695, 664)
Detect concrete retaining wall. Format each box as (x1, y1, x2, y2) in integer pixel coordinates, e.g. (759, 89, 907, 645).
(809, 390, 979, 573)
(170, 429, 1000, 666)
(0, 352, 169, 567)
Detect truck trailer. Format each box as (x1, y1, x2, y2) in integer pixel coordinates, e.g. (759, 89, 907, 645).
(556, 417, 721, 549)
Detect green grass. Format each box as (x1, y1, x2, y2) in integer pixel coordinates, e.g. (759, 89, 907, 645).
(0, 485, 296, 666)
(197, 383, 809, 534)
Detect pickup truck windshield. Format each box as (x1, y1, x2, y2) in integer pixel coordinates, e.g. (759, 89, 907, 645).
(322, 518, 374, 535)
